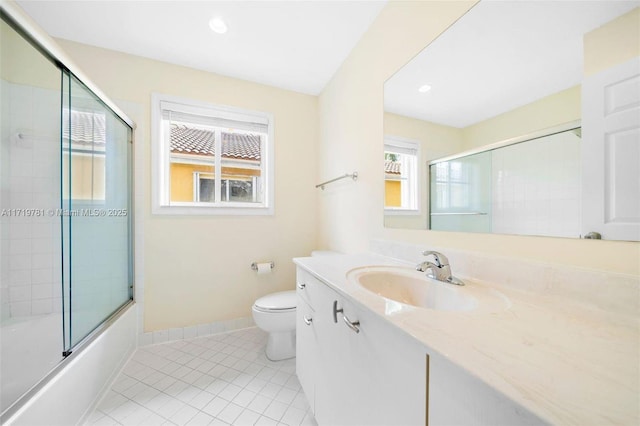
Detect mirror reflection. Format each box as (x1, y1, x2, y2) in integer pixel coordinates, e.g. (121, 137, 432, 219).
(430, 125, 581, 238)
(383, 0, 640, 241)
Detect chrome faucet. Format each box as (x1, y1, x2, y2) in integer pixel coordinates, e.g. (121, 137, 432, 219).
(416, 251, 464, 286)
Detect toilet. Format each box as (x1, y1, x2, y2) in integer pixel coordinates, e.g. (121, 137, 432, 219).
(252, 290, 297, 361)
(252, 250, 339, 361)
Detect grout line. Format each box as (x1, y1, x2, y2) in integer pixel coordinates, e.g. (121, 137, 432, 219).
(86, 327, 312, 426)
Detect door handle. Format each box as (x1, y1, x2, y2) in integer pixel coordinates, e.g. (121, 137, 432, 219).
(297, 282, 306, 290)
(303, 315, 312, 326)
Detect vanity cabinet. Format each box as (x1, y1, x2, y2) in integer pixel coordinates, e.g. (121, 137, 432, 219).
(295, 296, 316, 412)
(428, 354, 544, 425)
(296, 267, 427, 425)
(296, 266, 545, 426)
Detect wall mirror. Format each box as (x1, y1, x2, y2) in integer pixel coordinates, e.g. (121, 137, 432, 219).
(383, 0, 640, 241)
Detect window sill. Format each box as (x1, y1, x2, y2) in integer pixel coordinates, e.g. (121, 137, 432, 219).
(152, 203, 273, 216)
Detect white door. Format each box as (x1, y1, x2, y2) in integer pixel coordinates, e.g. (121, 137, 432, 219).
(582, 57, 640, 241)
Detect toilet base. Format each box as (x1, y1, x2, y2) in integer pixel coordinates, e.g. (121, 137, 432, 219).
(265, 330, 296, 361)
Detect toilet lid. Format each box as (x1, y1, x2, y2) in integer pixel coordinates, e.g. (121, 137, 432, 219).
(254, 291, 297, 311)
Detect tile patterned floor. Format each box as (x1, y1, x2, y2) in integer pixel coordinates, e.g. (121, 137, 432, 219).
(85, 328, 316, 426)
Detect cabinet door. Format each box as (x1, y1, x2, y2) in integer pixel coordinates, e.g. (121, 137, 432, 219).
(344, 301, 427, 425)
(315, 289, 427, 425)
(429, 352, 543, 425)
(311, 285, 353, 425)
(296, 297, 316, 414)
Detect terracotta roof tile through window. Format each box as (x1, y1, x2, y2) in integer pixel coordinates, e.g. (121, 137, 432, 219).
(63, 110, 106, 149)
(170, 124, 261, 160)
(385, 160, 401, 175)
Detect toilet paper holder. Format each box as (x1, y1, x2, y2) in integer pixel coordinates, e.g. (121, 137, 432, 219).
(251, 261, 275, 271)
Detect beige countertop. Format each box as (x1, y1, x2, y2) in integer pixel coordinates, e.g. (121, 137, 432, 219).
(293, 253, 640, 426)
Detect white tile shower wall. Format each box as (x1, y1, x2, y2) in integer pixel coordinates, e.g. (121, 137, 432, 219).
(1, 80, 62, 319)
(491, 130, 581, 238)
(370, 239, 639, 317)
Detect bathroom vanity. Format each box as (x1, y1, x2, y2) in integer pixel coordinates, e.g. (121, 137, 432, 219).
(294, 253, 639, 425)
(296, 265, 428, 425)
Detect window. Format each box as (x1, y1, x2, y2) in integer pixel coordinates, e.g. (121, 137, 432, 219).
(384, 137, 419, 213)
(194, 172, 215, 202)
(152, 94, 274, 215)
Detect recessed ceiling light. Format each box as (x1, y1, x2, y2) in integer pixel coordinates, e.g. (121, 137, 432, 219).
(209, 17, 228, 34)
(418, 84, 432, 93)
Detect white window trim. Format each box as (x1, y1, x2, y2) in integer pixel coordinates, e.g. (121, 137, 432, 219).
(151, 93, 274, 215)
(384, 135, 421, 216)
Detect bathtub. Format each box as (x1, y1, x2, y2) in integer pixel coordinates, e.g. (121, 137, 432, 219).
(0, 313, 63, 412)
(1, 303, 136, 425)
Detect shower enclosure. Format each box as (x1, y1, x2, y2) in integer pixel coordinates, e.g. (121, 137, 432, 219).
(0, 10, 134, 416)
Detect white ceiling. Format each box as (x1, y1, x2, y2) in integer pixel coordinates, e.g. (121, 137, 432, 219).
(384, 0, 640, 129)
(16, 0, 387, 96)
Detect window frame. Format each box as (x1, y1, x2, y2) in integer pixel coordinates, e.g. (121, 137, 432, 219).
(151, 93, 274, 215)
(384, 136, 421, 215)
(193, 172, 215, 202)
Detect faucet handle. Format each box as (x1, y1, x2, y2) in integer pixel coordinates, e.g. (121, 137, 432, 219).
(421, 250, 449, 267)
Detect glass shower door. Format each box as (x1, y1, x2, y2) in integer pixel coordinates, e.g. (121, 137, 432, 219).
(430, 151, 493, 233)
(63, 75, 132, 350)
(0, 17, 64, 412)
(1, 11, 134, 417)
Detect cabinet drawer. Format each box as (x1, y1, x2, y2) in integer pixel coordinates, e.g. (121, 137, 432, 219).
(296, 268, 326, 310)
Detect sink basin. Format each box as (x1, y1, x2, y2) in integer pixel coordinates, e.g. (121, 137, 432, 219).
(347, 266, 479, 311)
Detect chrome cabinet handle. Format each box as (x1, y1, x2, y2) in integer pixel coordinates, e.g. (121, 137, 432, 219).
(303, 315, 312, 326)
(297, 282, 306, 290)
(332, 300, 343, 323)
(333, 300, 360, 333)
(342, 315, 360, 334)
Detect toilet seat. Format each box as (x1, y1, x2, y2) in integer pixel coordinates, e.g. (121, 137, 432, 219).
(253, 290, 296, 313)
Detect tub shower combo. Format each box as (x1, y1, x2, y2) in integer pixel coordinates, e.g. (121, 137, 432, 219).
(1, 5, 135, 421)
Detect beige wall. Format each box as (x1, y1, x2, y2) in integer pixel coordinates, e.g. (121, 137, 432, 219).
(318, 1, 639, 275)
(383, 112, 462, 229)
(56, 39, 318, 331)
(317, 0, 477, 253)
(461, 85, 581, 150)
(460, 7, 640, 150)
(584, 7, 640, 76)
